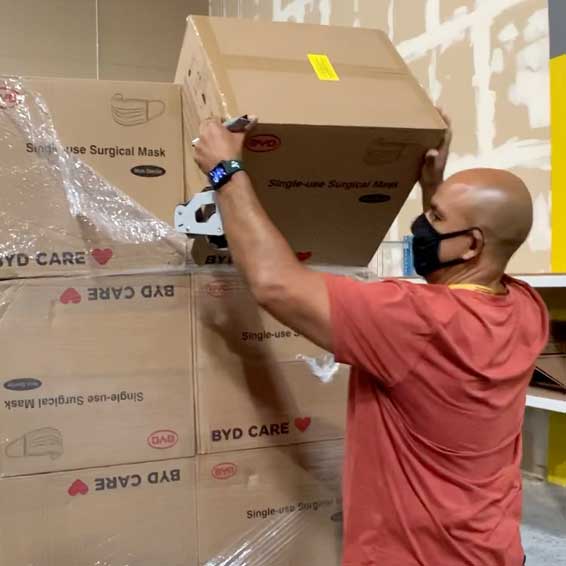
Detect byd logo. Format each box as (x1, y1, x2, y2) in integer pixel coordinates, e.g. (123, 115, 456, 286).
(0, 87, 20, 109)
(147, 430, 179, 449)
(211, 462, 238, 480)
(245, 134, 281, 153)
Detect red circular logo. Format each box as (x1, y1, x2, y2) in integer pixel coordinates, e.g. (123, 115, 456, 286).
(206, 281, 230, 298)
(147, 429, 179, 449)
(0, 87, 20, 109)
(245, 134, 281, 153)
(211, 462, 238, 480)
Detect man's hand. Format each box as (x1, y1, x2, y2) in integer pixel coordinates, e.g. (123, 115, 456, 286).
(194, 117, 256, 174)
(420, 108, 452, 209)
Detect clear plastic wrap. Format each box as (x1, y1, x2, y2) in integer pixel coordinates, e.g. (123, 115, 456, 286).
(197, 440, 344, 566)
(0, 76, 348, 566)
(0, 76, 188, 277)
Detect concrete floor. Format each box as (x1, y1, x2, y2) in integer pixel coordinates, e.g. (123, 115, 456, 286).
(521, 477, 566, 563)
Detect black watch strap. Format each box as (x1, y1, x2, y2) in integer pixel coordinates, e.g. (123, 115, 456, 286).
(208, 159, 245, 190)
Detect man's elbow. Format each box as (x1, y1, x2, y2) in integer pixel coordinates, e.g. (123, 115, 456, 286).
(250, 277, 289, 311)
(248, 267, 297, 312)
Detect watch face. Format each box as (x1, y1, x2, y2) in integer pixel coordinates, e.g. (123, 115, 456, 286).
(210, 164, 228, 185)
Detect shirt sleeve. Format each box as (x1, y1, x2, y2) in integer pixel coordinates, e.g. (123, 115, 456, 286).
(324, 274, 434, 388)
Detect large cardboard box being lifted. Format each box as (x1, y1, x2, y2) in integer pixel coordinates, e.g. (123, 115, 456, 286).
(197, 441, 343, 566)
(192, 271, 348, 454)
(0, 273, 194, 477)
(0, 458, 197, 566)
(0, 77, 187, 278)
(176, 16, 445, 266)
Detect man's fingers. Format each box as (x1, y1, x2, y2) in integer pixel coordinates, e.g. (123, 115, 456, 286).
(436, 107, 451, 127)
(434, 107, 453, 152)
(199, 116, 221, 135)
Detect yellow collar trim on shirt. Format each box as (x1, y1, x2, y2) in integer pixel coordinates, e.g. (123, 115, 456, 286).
(448, 283, 503, 295)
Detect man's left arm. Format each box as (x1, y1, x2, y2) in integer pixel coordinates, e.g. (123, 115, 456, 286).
(194, 118, 333, 352)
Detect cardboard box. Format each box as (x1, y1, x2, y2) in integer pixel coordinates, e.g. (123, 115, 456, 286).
(176, 16, 445, 266)
(197, 441, 343, 566)
(0, 458, 197, 566)
(0, 77, 187, 278)
(0, 274, 195, 476)
(192, 271, 348, 453)
(16, 77, 184, 224)
(531, 288, 566, 392)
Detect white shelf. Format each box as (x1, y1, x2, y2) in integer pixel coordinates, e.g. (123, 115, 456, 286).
(526, 387, 566, 413)
(399, 274, 566, 288)
(515, 274, 566, 288)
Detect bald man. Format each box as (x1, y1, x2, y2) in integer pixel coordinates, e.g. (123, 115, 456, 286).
(194, 115, 548, 566)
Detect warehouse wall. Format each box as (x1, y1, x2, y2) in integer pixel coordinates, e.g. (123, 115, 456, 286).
(0, 0, 209, 82)
(210, 0, 551, 275)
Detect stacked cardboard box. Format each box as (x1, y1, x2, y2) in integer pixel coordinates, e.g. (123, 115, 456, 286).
(0, 77, 198, 565)
(0, 77, 188, 278)
(191, 269, 349, 564)
(0, 15, 445, 565)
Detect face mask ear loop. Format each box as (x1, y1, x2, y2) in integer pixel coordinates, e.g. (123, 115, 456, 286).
(438, 226, 485, 260)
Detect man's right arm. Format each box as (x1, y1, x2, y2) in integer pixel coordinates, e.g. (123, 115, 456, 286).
(419, 110, 452, 210)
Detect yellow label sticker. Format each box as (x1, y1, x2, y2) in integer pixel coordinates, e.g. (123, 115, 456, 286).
(308, 54, 340, 81)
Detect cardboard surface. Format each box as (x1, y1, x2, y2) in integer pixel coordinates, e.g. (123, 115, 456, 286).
(192, 271, 348, 453)
(0, 274, 195, 476)
(531, 288, 566, 391)
(0, 458, 197, 566)
(176, 16, 445, 266)
(0, 77, 187, 278)
(23, 77, 184, 224)
(197, 441, 343, 566)
(0, 1, 97, 79)
(97, 0, 209, 82)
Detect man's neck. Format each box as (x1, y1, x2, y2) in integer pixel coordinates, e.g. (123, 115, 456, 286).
(426, 264, 506, 293)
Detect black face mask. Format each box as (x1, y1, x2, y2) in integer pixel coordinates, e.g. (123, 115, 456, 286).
(411, 214, 477, 277)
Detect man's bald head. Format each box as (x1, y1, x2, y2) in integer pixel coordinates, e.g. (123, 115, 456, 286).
(433, 168, 533, 266)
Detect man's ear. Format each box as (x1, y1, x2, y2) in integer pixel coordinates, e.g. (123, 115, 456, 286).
(461, 228, 484, 261)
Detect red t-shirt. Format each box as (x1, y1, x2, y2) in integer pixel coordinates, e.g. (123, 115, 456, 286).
(325, 275, 548, 566)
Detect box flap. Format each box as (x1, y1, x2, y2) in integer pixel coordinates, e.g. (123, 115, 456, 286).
(532, 355, 566, 391)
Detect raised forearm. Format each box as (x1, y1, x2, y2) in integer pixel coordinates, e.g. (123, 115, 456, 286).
(216, 171, 301, 291)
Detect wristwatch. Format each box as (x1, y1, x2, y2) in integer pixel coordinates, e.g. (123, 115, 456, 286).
(208, 159, 245, 190)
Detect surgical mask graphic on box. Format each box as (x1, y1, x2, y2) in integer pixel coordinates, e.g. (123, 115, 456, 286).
(110, 93, 166, 127)
(0, 76, 179, 260)
(5, 427, 64, 460)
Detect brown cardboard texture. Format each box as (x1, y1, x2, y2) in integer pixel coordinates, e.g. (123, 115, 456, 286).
(192, 271, 348, 453)
(176, 16, 445, 266)
(21, 77, 184, 224)
(0, 77, 187, 278)
(0, 458, 197, 566)
(0, 274, 194, 476)
(531, 289, 566, 391)
(197, 441, 343, 566)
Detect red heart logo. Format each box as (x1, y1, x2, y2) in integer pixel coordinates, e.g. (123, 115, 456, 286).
(60, 288, 81, 304)
(294, 417, 312, 432)
(296, 252, 312, 262)
(68, 479, 89, 496)
(91, 248, 113, 265)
